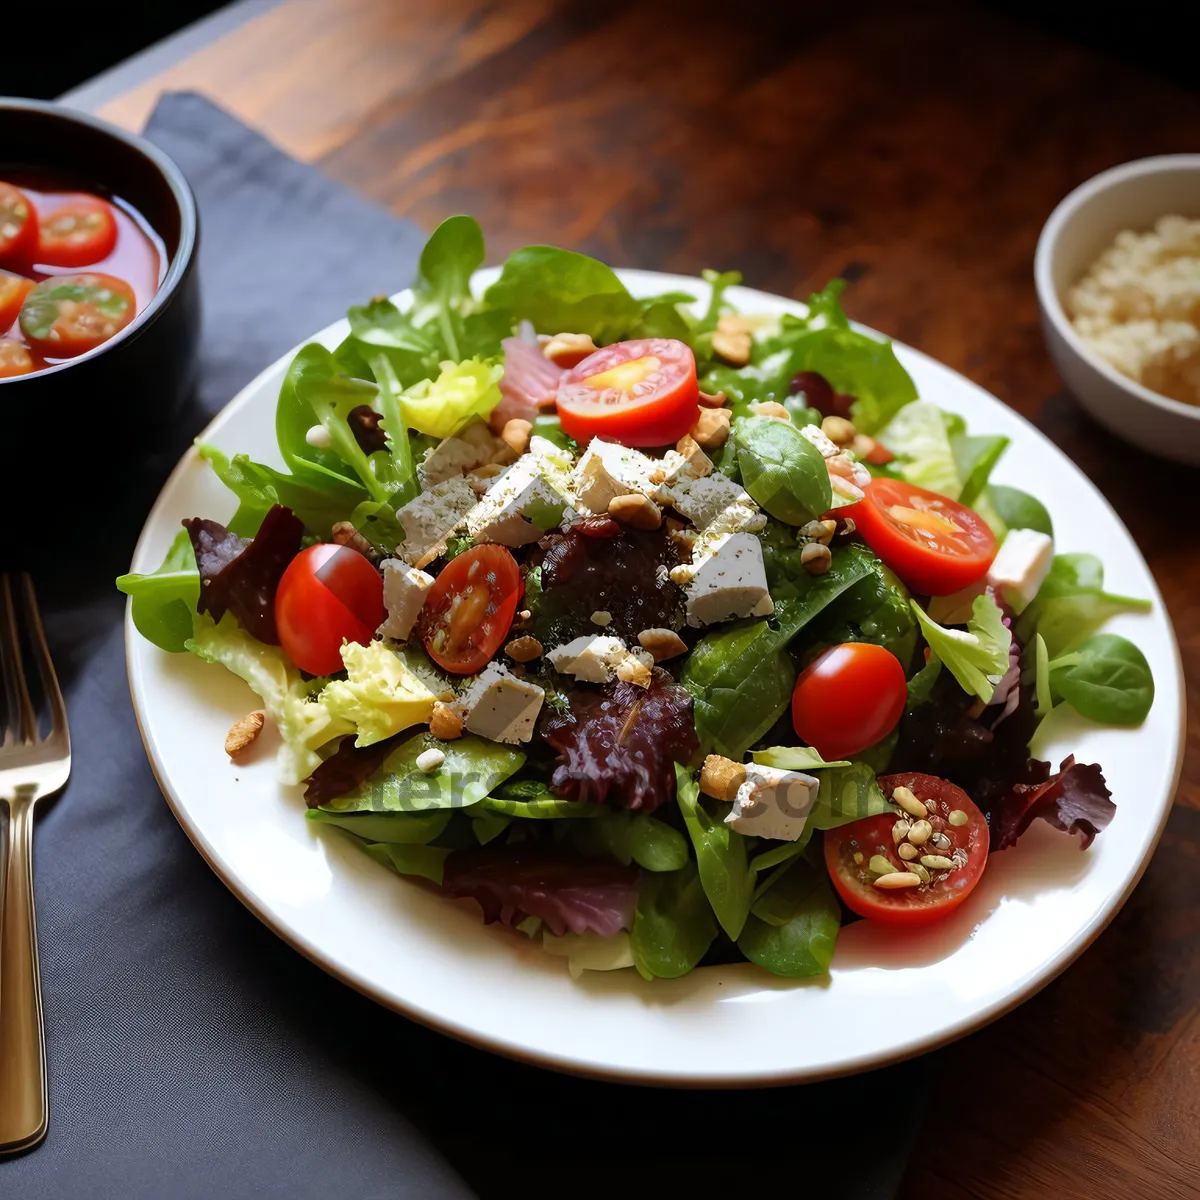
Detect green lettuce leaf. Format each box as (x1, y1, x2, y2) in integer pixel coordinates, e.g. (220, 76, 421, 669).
(116, 529, 200, 653)
(912, 594, 1012, 704)
(1048, 632, 1154, 725)
(305, 807, 452, 844)
(361, 841, 452, 885)
(879, 401, 960, 498)
(737, 858, 840, 978)
(398, 357, 502, 438)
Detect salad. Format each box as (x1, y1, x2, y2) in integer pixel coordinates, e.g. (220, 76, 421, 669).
(118, 217, 1156, 982)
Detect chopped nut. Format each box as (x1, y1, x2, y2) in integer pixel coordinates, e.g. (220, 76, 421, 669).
(468, 462, 505, 483)
(501, 418, 532, 456)
(615, 653, 653, 687)
(672, 434, 713, 477)
(830, 474, 866, 503)
(331, 521, 374, 557)
(590, 610, 612, 626)
(690, 406, 732, 449)
(638, 627, 688, 662)
(505, 635, 543, 663)
(711, 315, 752, 366)
(608, 492, 662, 529)
(543, 331, 598, 367)
(224, 711, 264, 759)
(700, 754, 746, 802)
(752, 401, 791, 422)
(517, 609, 533, 622)
(415, 747, 445, 773)
(800, 543, 832, 574)
(821, 415, 857, 446)
(835, 516, 857, 538)
(852, 433, 880, 460)
(698, 389, 727, 408)
(429, 701, 464, 741)
(668, 562, 695, 586)
(800, 519, 837, 545)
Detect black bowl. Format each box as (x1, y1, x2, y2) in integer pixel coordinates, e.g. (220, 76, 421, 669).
(0, 98, 200, 486)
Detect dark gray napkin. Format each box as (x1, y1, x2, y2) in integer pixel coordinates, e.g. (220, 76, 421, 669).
(1, 92, 926, 1200)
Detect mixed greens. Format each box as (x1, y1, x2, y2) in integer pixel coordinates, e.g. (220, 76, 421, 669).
(119, 217, 1155, 982)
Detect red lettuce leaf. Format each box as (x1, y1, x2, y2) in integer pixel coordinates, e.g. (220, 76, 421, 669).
(183, 504, 304, 644)
(303, 733, 403, 808)
(992, 755, 1115, 851)
(541, 668, 699, 812)
(442, 844, 639, 936)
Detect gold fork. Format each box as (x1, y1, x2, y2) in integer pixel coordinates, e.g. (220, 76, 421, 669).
(0, 574, 71, 1155)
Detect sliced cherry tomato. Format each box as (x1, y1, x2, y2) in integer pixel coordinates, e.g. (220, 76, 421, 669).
(36, 197, 118, 267)
(824, 772, 988, 927)
(0, 339, 34, 379)
(0, 183, 39, 267)
(275, 543, 385, 676)
(416, 545, 522, 675)
(555, 337, 699, 447)
(792, 642, 907, 759)
(0, 271, 35, 330)
(842, 477, 997, 596)
(19, 272, 136, 358)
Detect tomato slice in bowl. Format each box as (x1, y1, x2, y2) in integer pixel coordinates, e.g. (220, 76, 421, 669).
(0, 271, 35, 331)
(823, 772, 988, 927)
(19, 272, 136, 358)
(555, 337, 699, 447)
(0, 339, 34, 379)
(276, 544, 386, 676)
(37, 197, 119, 268)
(0, 182, 39, 267)
(843, 478, 997, 596)
(416, 545, 522, 675)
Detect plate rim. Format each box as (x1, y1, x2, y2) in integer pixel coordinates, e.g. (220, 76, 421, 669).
(124, 268, 1187, 1087)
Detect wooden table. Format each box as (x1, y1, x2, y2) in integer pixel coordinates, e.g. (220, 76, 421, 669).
(91, 1, 1200, 1195)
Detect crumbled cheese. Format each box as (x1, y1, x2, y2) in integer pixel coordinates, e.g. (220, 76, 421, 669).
(418, 436, 479, 488)
(725, 763, 819, 841)
(395, 477, 476, 568)
(457, 662, 544, 744)
(798, 424, 841, 458)
(1067, 215, 1200, 405)
(547, 635, 629, 682)
(377, 560, 434, 641)
(571, 439, 657, 511)
(415, 747, 445, 772)
(465, 454, 569, 546)
(684, 532, 774, 627)
(987, 528, 1054, 614)
(656, 436, 713, 486)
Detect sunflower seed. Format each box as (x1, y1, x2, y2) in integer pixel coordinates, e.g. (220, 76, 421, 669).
(910, 863, 931, 885)
(892, 820, 911, 845)
(869, 855, 897, 876)
(931, 832, 953, 851)
(907, 819, 933, 846)
(948, 809, 969, 827)
(892, 786, 929, 819)
(920, 855, 956, 870)
(874, 872, 921, 889)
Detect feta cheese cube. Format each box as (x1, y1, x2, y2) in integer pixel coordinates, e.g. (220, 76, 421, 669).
(684, 532, 774, 627)
(465, 454, 569, 547)
(457, 662, 544, 744)
(658, 474, 766, 534)
(418, 435, 478, 488)
(377, 560, 434, 641)
(396, 477, 476, 568)
(725, 763, 819, 841)
(571, 439, 657, 511)
(546, 635, 629, 682)
(987, 528, 1054, 614)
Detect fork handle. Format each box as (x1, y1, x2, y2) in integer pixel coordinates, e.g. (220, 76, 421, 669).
(0, 790, 47, 1154)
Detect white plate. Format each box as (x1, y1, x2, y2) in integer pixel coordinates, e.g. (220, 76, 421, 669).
(126, 270, 1185, 1086)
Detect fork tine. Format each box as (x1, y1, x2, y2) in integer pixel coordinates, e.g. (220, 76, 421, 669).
(0, 574, 38, 747)
(16, 573, 67, 743)
(16, 576, 66, 744)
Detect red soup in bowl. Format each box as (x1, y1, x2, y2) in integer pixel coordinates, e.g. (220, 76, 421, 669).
(0, 174, 165, 377)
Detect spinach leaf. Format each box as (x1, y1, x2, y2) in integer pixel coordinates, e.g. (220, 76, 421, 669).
(305, 808, 451, 845)
(751, 747, 851, 770)
(733, 415, 832, 525)
(630, 813, 690, 872)
(682, 546, 875, 758)
(322, 733, 525, 813)
(115, 529, 200, 653)
(630, 862, 718, 980)
(345, 298, 440, 386)
(479, 786, 603, 819)
(808, 763, 890, 830)
(471, 809, 513, 845)
(737, 859, 840, 978)
(989, 484, 1054, 538)
(675, 765, 754, 940)
(912, 595, 1011, 704)
(1048, 633, 1154, 725)
(808, 554, 917, 665)
(951, 432, 1009, 508)
(561, 810, 687, 870)
(361, 841, 451, 885)
(483, 245, 641, 342)
(408, 214, 486, 361)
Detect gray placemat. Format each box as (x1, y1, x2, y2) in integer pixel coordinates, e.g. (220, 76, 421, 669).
(0, 92, 926, 1200)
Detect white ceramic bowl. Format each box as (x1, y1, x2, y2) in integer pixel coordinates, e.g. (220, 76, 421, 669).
(1034, 154, 1200, 464)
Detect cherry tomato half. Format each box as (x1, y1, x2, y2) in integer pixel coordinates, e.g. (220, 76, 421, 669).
(0, 339, 34, 379)
(842, 477, 997, 596)
(416, 544, 522, 675)
(19, 272, 136, 358)
(275, 543, 385, 676)
(0, 271, 35, 330)
(792, 642, 907, 760)
(0, 183, 39, 267)
(556, 337, 699, 447)
(37, 197, 119, 268)
(824, 772, 988, 927)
